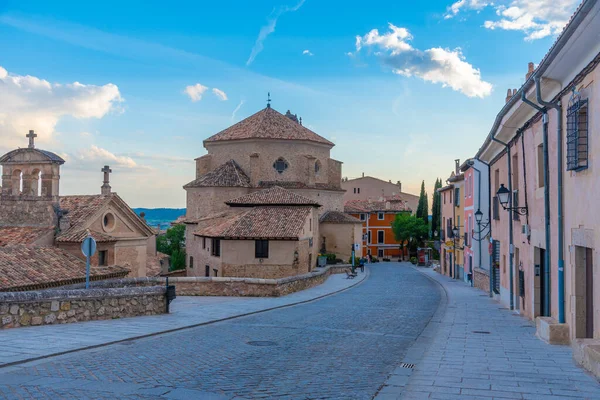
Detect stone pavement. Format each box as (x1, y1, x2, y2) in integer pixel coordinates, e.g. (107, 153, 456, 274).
(0, 263, 439, 399)
(376, 267, 600, 400)
(0, 269, 367, 368)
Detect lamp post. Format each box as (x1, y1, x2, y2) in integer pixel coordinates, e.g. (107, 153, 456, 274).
(497, 184, 528, 215)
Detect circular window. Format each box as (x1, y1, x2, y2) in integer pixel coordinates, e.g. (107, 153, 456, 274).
(273, 157, 289, 174)
(102, 212, 116, 232)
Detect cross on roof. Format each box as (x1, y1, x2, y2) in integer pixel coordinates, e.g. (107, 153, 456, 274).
(26, 130, 37, 149)
(267, 92, 271, 108)
(101, 165, 112, 181)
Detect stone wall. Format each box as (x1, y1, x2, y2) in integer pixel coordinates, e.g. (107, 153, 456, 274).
(78, 264, 353, 297)
(0, 286, 166, 330)
(0, 197, 57, 227)
(473, 268, 490, 293)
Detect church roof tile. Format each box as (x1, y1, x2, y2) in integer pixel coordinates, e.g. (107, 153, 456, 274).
(0, 227, 55, 247)
(226, 186, 320, 207)
(184, 160, 251, 189)
(204, 107, 334, 146)
(319, 211, 362, 224)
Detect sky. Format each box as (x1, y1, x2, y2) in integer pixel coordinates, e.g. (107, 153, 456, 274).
(0, 0, 582, 207)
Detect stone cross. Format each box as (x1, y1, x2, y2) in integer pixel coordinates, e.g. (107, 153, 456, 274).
(101, 165, 112, 195)
(26, 130, 37, 149)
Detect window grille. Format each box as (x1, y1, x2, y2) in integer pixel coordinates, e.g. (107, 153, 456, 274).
(566, 91, 588, 171)
(273, 157, 289, 173)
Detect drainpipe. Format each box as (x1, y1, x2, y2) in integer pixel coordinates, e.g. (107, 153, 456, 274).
(535, 76, 565, 323)
(476, 157, 493, 298)
(491, 134, 514, 310)
(521, 90, 551, 318)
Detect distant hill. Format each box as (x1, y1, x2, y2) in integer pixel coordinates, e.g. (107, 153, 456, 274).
(133, 208, 186, 231)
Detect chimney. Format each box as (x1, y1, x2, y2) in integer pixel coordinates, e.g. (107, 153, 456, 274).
(140, 212, 146, 222)
(513, 88, 517, 97)
(397, 181, 402, 192)
(526, 62, 534, 80)
(505, 89, 512, 103)
(362, 172, 364, 178)
(101, 165, 112, 195)
(455, 159, 460, 174)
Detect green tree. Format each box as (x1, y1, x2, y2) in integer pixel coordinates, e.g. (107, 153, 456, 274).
(431, 178, 442, 238)
(392, 213, 429, 254)
(416, 180, 428, 226)
(156, 224, 187, 271)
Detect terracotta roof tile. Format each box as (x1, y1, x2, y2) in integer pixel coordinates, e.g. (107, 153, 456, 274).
(226, 186, 320, 207)
(194, 206, 311, 239)
(55, 229, 117, 243)
(319, 211, 362, 224)
(0, 246, 128, 291)
(184, 160, 251, 189)
(59, 194, 111, 230)
(204, 107, 334, 146)
(344, 199, 411, 213)
(0, 227, 55, 247)
(258, 181, 343, 191)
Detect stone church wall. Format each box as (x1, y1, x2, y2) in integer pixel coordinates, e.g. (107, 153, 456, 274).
(320, 222, 362, 262)
(185, 186, 250, 220)
(0, 286, 166, 329)
(0, 197, 57, 227)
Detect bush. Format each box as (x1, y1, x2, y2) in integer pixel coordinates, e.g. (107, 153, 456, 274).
(410, 257, 418, 265)
(325, 253, 337, 264)
(371, 257, 379, 263)
(383, 258, 391, 262)
(348, 256, 361, 265)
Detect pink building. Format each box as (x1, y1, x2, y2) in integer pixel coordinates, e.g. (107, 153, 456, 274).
(476, 0, 600, 346)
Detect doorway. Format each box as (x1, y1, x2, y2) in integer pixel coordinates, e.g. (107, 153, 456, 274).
(534, 247, 549, 317)
(575, 246, 594, 338)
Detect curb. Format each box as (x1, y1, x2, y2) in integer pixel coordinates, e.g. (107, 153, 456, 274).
(0, 269, 370, 370)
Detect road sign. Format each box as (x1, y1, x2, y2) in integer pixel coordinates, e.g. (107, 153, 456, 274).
(81, 236, 97, 289)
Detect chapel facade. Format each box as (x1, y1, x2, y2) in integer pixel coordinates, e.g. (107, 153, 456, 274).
(184, 105, 362, 279)
(0, 131, 159, 288)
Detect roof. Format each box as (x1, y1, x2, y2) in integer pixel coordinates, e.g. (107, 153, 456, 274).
(437, 184, 454, 193)
(447, 172, 464, 183)
(183, 160, 251, 189)
(58, 193, 155, 242)
(344, 199, 411, 213)
(226, 186, 321, 207)
(0, 246, 128, 291)
(0, 148, 65, 164)
(194, 206, 311, 240)
(258, 181, 343, 192)
(55, 229, 117, 243)
(0, 227, 54, 247)
(204, 106, 334, 146)
(319, 211, 362, 224)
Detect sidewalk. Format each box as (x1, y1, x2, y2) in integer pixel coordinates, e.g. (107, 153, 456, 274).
(377, 267, 600, 400)
(0, 269, 367, 368)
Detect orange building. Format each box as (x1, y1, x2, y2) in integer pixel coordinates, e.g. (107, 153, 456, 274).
(344, 197, 412, 259)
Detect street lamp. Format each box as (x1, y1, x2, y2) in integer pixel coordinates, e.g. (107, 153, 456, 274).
(472, 208, 490, 243)
(475, 209, 483, 223)
(452, 226, 460, 238)
(496, 184, 528, 215)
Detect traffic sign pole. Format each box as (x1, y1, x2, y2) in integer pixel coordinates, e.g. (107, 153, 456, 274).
(81, 236, 97, 289)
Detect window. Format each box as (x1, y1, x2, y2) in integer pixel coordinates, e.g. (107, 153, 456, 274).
(378, 212, 384, 220)
(377, 230, 384, 244)
(315, 160, 321, 174)
(359, 213, 366, 221)
(213, 269, 218, 277)
(493, 196, 500, 220)
(566, 96, 589, 171)
(211, 239, 221, 257)
(494, 169, 500, 193)
(454, 187, 460, 207)
(513, 191, 520, 221)
(367, 231, 371, 244)
(255, 240, 269, 258)
(202, 237, 206, 249)
(102, 212, 115, 232)
(450, 190, 453, 204)
(537, 144, 545, 188)
(378, 249, 384, 258)
(512, 154, 519, 190)
(189, 256, 194, 269)
(357, 188, 360, 194)
(273, 157, 288, 174)
(447, 217, 453, 238)
(443, 192, 446, 204)
(353, 188, 356, 194)
(205, 265, 210, 277)
(309, 218, 312, 232)
(98, 250, 108, 266)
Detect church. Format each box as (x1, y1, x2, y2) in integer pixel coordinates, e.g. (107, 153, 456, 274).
(184, 104, 362, 279)
(0, 131, 158, 290)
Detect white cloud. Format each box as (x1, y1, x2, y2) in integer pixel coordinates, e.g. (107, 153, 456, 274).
(0, 65, 123, 149)
(184, 83, 208, 102)
(302, 49, 313, 56)
(354, 24, 492, 98)
(231, 99, 245, 122)
(74, 145, 139, 169)
(212, 88, 228, 101)
(246, 0, 305, 66)
(444, 0, 579, 40)
(444, 0, 490, 19)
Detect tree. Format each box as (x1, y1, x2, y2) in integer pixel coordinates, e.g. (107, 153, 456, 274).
(157, 224, 187, 271)
(431, 178, 442, 238)
(416, 180, 428, 225)
(392, 213, 429, 254)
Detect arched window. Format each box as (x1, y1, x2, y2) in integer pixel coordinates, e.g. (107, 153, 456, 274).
(11, 169, 22, 195)
(315, 160, 321, 175)
(273, 157, 289, 174)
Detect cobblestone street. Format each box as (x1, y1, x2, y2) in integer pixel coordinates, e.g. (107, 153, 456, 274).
(0, 264, 440, 399)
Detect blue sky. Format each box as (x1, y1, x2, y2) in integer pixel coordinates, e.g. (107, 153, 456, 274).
(0, 0, 580, 207)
